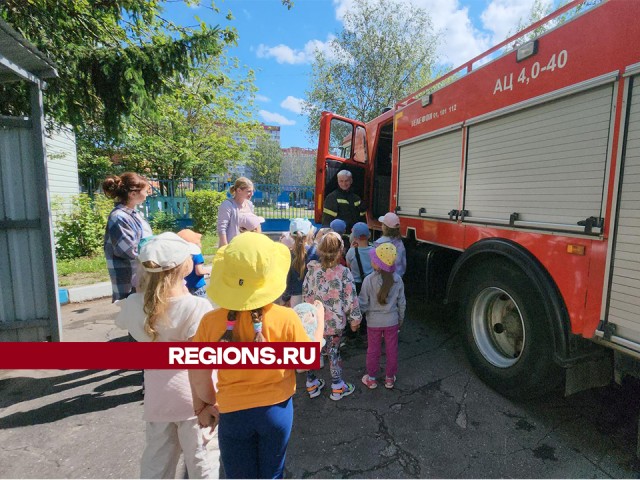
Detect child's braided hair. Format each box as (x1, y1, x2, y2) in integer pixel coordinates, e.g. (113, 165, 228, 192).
(251, 308, 266, 342)
(219, 308, 266, 342)
(219, 310, 237, 342)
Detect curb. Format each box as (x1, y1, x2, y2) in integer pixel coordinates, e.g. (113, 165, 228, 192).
(58, 288, 70, 305)
(58, 282, 112, 305)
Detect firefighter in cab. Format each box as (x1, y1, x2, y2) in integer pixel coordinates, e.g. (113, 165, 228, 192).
(322, 170, 367, 233)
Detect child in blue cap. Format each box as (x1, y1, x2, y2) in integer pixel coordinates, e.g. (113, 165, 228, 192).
(345, 222, 373, 294)
(329, 218, 346, 235)
(345, 222, 373, 340)
(329, 218, 349, 266)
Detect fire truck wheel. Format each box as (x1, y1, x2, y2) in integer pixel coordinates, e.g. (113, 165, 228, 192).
(461, 260, 562, 399)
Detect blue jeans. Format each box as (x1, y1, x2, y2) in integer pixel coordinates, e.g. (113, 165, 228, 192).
(218, 397, 293, 479)
(188, 285, 207, 297)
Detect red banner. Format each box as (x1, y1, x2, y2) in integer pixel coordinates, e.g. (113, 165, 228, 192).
(0, 342, 321, 370)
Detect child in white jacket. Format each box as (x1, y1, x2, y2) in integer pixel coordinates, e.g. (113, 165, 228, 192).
(115, 232, 216, 478)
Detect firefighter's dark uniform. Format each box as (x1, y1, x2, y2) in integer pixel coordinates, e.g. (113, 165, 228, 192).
(321, 188, 367, 232)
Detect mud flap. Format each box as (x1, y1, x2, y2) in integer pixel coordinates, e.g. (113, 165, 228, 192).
(564, 354, 612, 397)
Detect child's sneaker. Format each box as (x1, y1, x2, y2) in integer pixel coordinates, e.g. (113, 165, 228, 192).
(361, 374, 378, 389)
(306, 379, 325, 398)
(384, 376, 396, 389)
(330, 382, 355, 401)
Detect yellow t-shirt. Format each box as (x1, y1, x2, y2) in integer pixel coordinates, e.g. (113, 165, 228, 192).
(193, 303, 310, 413)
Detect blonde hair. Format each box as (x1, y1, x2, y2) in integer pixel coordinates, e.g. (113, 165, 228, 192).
(314, 227, 331, 246)
(291, 228, 314, 278)
(291, 233, 307, 278)
(318, 232, 343, 269)
(229, 177, 254, 197)
(141, 259, 190, 341)
(382, 224, 401, 239)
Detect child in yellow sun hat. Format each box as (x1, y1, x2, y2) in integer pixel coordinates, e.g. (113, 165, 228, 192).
(188, 232, 323, 479)
(358, 242, 406, 390)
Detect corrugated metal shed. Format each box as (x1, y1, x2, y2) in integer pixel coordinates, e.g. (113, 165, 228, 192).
(0, 18, 61, 341)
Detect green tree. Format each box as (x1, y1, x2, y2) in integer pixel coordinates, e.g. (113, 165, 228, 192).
(507, 0, 603, 49)
(248, 138, 283, 185)
(506, 0, 554, 48)
(76, 123, 122, 194)
(0, 1, 235, 139)
(0, 0, 293, 138)
(54, 193, 113, 259)
(186, 190, 227, 234)
(303, 0, 439, 137)
(280, 149, 316, 186)
(118, 56, 262, 186)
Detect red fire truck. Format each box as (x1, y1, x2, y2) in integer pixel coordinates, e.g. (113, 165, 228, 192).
(315, 0, 640, 398)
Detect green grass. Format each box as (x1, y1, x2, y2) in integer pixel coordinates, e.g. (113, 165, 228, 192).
(201, 234, 218, 256)
(57, 255, 109, 287)
(56, 233, 219, 287)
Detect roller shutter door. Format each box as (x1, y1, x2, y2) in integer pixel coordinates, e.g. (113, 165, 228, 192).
(607, 77, 640, 347)
(464, 84, 614, 229)
(397, 129, 462, 218)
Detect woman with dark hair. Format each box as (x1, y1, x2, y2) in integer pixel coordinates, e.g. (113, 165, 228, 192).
(102, 172, 153, 301)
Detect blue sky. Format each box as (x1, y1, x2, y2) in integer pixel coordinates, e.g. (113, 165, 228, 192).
(165, 0, 564, 149)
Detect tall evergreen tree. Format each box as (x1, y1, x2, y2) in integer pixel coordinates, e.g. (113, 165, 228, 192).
(0, 0, 292, 138)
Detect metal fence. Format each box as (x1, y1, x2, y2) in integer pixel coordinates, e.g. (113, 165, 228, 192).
(144, 179, 316, 222)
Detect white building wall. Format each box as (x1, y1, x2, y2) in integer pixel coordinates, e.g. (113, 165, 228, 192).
(45, 125, 79, 227)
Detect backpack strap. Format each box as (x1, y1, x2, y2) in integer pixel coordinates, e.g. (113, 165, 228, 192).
(355, 246, 365, 280)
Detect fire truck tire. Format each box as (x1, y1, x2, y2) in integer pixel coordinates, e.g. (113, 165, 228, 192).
(460, 260, 562, 399)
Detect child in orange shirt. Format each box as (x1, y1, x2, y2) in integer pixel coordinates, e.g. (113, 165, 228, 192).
(189, 233, 323, 479)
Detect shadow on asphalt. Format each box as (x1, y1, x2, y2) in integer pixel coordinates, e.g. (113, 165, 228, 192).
(0, 369, 143, 428)
(109, 335, 133, 342)
(286, 288, 640, 478)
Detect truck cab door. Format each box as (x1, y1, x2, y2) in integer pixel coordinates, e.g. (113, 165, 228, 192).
(315, 112, 368, 225)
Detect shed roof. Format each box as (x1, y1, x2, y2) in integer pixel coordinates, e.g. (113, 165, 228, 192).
(0, 17, 58, 84)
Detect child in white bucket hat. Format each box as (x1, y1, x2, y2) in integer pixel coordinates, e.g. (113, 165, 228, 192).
(189, 232, 323, 479)
(358, 243, 406, 390)
(115, 232, 216, 478)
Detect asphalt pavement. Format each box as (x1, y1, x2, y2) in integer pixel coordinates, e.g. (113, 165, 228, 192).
(1, 293, 640, 478)
(0, 298, 221, 479)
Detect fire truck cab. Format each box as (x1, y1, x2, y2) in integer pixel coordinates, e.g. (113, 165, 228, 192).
(315, 0, 640, 399)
